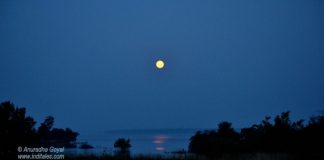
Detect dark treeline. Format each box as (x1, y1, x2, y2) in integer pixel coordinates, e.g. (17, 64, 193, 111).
(2, 100, 324, 160)
(0, 101, 79, 159)
(189, 111, 324, 159)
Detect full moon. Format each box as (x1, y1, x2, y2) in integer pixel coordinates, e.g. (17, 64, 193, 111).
(155, 60, 165, 69)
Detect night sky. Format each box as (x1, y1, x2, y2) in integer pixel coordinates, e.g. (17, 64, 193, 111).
(0, 0, 323, 132)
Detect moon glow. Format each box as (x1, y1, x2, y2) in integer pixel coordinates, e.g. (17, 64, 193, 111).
(155, 60, 165, 69)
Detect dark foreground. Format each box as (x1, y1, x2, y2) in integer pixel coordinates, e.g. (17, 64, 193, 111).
(65, 153, 324, 160)
(1, 102, 324, 160)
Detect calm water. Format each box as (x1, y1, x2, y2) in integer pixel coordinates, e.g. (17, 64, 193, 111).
(66, 129, 200, 155)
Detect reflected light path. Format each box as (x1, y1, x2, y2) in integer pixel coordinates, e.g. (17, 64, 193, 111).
(153, 135, 169, 152)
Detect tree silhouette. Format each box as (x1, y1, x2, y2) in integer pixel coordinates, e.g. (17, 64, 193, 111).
(189, 111, 324, 159)
(189, 121, 239, 158)
(114, 138, 131, 152)
(38, 116, 54, 134)
(38, 117, 79, 148)
(114, 138, 131, 158)
(38, 116, 54, 146)
(0, 101, 39, 159)
(0, 101, 80, 159)
(216, 122, 240, 153)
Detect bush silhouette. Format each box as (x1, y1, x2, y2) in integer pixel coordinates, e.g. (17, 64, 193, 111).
(114, 138, 131, 152)
(189, 111, 324, 158)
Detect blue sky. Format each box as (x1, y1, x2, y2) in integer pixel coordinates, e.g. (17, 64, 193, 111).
(0, 0, 323, 131)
